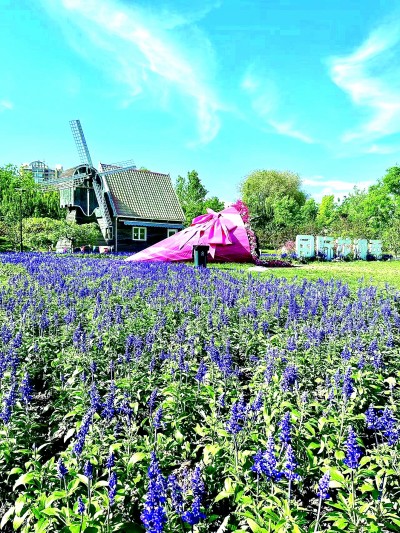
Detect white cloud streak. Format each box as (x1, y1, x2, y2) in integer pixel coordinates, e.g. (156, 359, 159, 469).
(0, 100, 13, 112)
(269, 120, 314, 144)
(303, 176, 374, 202)
(241, 69, 315, 144)
(41, 0, 222, 144)
(329, 20, 400, 144)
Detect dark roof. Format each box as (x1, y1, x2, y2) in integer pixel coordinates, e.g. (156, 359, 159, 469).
(103, 168, 185, 222)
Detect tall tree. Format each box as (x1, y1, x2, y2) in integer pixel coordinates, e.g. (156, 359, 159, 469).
(316, 195, 336, 230)
(175, 170, 224, 226)
(240, 169, 306, 229)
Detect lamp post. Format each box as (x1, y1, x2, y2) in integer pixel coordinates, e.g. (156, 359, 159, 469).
(15, 188, 26, 253)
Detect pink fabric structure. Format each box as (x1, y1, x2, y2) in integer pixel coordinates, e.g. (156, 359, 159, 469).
(126, 206, 253, 263)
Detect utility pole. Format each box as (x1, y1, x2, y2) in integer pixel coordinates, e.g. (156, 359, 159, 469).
(15, 188, 25, 252)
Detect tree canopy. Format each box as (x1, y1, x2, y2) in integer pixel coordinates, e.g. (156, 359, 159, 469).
(0, 165, 64, 223)
(239, 166, 400, 254)
(175, 170, 224, 226)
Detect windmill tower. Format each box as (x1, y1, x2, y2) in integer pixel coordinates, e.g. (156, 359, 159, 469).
(67, 120, 114, 240)
(45, 119, 126, 243)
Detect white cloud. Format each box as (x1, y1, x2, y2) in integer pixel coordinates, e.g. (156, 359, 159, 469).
(241, 68, 315, 144)
(363, 144, 400, 154)
(41, 0, 222, 144)
(303, 176, 374, 202)
(269, 120, 314, 144)
(329, 20, 400, 144)
(0, 100, 13, 112)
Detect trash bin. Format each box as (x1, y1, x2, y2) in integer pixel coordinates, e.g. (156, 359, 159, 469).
(193, 245, 209, 268)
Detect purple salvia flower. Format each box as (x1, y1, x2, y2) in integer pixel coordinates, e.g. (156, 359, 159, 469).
(191, 466, 205, 499)
(333, 370, 341, 388)
(342, 367, 354, 401)
(106, 452, 115, 470)
(56, 458, 68, 479)
(378, 407, 399, 446)
(226, 396, 247, 435)
(343, 426, 362, 469)
(148, 388, 158, 415)
(141, 452, 167, 533)
(281, 365, 298, 392)
(279, 411, 291, 446)
(250, 391, 263, 415)
(195, 360, 207, 384)
(153, 407, 163, 430)
(89, 382, 102, 412)
(251, 449, 267, 476)
(340, 346, 351, 361)
(181, 496, 206, 526)
(101, 381, 116, 420)
(283, 444, 301, 481)
(83, 460, 93, 479)
(108, 471, 117, 507)
(20, 372, 32, 404)
(316, 471, 330, 500)
(365, 405, 378, 430)
(77, 496, 85, 515)
(167, 474, 184, 515)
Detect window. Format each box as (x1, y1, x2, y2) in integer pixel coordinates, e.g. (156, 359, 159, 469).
(132, 227, 147, 241)
(167, 228, 178, 238)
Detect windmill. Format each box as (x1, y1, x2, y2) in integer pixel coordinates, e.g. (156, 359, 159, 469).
(46, 119, 136, 243)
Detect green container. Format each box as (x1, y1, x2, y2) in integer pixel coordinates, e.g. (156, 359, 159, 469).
(193, 245, 209, 267)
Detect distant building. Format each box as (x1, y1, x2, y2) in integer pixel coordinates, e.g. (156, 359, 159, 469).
(21, 161, 63, 184)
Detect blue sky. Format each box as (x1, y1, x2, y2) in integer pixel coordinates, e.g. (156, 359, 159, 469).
(1, 0, 400, 202)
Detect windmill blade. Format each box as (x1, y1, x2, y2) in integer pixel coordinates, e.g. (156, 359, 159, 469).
(70, 119, 93, 167)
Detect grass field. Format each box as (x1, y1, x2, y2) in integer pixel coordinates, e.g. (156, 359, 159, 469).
(212, 260, 400, 291)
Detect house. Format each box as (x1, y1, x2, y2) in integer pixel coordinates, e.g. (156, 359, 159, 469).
(58, 163, 185, 252)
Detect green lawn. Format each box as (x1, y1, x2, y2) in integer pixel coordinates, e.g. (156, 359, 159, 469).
(212, 260, 400, 291)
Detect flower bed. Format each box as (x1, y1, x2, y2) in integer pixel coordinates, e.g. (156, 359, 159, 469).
(0, 253, 399, 532)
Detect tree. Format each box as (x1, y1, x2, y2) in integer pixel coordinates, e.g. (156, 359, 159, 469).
(57, 221, 103, 249)
(175, 170, 224, 226)
(316, 195, 336, 230)
(382, 166, 400, 196)
(300, 198, 319, 224)
(240, 169, 306, 228)
(0, 165, 64, 221)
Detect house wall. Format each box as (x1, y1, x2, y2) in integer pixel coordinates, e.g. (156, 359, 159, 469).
(116, 220, 179, 252)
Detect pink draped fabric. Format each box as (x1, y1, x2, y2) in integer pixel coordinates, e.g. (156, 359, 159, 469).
(125, 205, 253, 263)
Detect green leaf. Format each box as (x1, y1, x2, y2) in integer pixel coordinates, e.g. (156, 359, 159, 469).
(128, 452, 146, 469)
(194, 424, 206, 436)
(8, 468, 23, 477)
(15, 496, 26, 516)
(174, 429, 184, 443)
(330, 469, 345, 483)
(45, 491, 67, 508)
(0, 506, 14, 529)
(12, 511, 28, 531)
(214, 490, 234, 503)
(334, 518, 348, 529)
(246, 518, 268, 533)
(34, 517, 49, 533)
(360, 483, 375, 493)
(92, 480, 109, 489)
(41, 508, 59, 517)
(63, 428, 75, 442)
(13, 473, 35, 490)
(304, 422, 315, 435)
